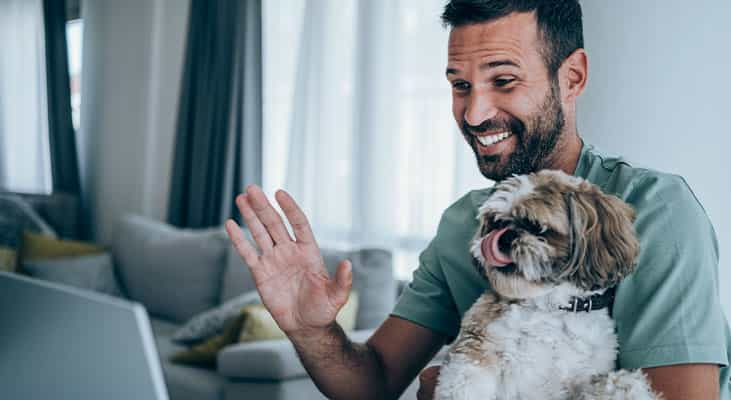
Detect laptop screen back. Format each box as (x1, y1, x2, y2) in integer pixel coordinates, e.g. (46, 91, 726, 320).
(0, 272, 169, 400)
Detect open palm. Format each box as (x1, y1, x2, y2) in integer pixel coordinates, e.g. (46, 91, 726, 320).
(224, 186, 352, 335)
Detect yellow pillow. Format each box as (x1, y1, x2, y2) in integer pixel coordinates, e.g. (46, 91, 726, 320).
(0, 246, 17, 272)
(21, 231, 104, 261)
(239, 291, 359, 342)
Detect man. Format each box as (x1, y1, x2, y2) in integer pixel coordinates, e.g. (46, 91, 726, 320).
(225, 1, 731, 398)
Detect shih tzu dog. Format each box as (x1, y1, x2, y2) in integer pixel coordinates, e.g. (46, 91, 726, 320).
(435, 170, 660, 400)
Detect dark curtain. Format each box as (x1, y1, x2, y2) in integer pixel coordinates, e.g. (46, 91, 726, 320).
(42, 0, 81, 197)
(168, 0, 262, 228)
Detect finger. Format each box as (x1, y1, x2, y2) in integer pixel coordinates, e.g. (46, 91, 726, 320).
(417, 365, 441, 400)
(236, 193, 273, 251)
(329, 259, 352, 306)
(224, 219, 261, 270)
(275, 189, 317, 245)
(419, 365, 441, 381)
(246, 185, 293, 245)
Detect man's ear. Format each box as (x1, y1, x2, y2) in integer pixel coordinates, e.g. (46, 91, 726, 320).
(558, 48, 588, 103)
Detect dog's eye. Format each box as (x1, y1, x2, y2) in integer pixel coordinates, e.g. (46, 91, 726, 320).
(491, 217, 509, 230)
(521, 220, 546, 235)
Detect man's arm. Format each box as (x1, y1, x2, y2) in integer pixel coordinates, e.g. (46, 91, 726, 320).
(290, 316, 446, 399)
(644, 364, 720, 400)
(225, 186, 446, 400)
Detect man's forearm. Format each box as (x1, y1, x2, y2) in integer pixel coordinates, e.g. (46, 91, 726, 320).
(289, 323, 392, 400)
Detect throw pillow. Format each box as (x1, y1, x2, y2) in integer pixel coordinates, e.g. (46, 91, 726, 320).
(169, 311, 247, 368)
(112, 215, 229, 323)
(238, 291, 359, 342)
(21, 231, 104, 261)
(0, 194, 57, 238)
(21, 253, 124, 297)
(170, 292, 359, 368)
(171, 290, 262, 346)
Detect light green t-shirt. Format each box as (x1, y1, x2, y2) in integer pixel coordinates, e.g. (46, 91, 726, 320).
(392, 142, 731, 397)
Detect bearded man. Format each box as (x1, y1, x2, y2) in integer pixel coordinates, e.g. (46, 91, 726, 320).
(225, 1, 731, 398)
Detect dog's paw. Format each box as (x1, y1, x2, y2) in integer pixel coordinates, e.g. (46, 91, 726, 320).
(572, 369, 660, 400)
(435, 357, 498, 400)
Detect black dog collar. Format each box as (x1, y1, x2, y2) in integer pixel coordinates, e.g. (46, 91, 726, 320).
(559, 287, 615, 313)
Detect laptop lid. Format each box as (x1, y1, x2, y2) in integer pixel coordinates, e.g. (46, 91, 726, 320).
(0, 272, 169, 400)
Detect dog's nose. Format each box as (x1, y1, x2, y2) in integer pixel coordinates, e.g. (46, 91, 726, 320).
(497, 229, 518, 255)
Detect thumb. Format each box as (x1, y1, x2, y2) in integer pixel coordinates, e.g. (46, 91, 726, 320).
(331, 259, 353, 306)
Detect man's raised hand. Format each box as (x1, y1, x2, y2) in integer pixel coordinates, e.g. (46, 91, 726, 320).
(224, 185, 352, 336)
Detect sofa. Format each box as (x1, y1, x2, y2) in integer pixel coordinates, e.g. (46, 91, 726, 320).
(4, 193, 424, 399)
(111, 214, 424, 400)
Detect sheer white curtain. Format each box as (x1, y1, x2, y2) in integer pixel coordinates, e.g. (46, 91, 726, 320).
(263, 0, 491, 278)
(0, 0, 52, 194)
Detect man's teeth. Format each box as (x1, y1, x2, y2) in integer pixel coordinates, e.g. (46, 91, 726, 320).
(477, 131, 512, 147)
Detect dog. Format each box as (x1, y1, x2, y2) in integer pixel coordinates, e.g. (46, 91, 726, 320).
(434, 170, 660, 400)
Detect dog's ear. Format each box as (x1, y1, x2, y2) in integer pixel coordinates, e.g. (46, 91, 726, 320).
(560, 187, 640, 290)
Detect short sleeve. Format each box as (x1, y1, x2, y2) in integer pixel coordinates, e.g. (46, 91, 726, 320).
(391, 239, 461, 341)
(615, 173, 729, 369)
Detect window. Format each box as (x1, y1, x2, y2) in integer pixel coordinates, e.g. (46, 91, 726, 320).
(66, 19, 83, 132)
(0, 2, 83, 195)
(263, 1, 491, 279)
(0, 0, 52, 194)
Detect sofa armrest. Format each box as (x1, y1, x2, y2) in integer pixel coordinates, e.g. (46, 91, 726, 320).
(217, 329, 376, 380)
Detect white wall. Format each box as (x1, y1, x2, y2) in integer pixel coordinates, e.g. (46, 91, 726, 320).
(578, 0, 731, 316)
(79, 0, 189, 244)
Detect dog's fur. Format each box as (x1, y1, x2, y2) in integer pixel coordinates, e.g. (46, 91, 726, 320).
(434, 170, 659, 400)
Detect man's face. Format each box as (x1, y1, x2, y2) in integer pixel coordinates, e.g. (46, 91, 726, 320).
(446, 12, 565, 181)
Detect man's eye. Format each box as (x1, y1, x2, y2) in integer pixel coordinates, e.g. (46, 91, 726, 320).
(452, 81, 470, 91)
(494, 78, 515, 88)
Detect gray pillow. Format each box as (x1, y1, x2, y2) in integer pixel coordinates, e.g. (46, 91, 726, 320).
(22, 253, 123, 297)
(112, 215, 229, 323)
(322, 248, 395, 330)
(172, 290, 262, 345)
(0, 194, 57, 238)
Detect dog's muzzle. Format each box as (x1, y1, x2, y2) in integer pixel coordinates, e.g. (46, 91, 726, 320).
(481, 227, 516, 267)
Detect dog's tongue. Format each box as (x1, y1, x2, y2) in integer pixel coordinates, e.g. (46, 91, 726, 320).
(481, 227, 513, 267)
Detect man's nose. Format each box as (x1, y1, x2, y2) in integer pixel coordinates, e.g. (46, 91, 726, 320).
(464, 91, 499, 127)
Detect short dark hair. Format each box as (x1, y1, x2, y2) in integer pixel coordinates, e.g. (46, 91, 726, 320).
(441, 0, 584, 75)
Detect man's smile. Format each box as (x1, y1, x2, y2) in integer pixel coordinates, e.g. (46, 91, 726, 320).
(472, 130, 515, 154)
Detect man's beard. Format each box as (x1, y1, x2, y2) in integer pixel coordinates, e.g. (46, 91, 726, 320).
(462, 80, 565, 182)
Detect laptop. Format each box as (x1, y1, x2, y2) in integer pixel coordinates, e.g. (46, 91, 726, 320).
(0, 271, 169, 400)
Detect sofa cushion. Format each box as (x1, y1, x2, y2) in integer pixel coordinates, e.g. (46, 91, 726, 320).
(150, 318, 225, 400)
(217, 329, 375, 380)
(112, 215, 229, 323)
(22, 253, 123, 297)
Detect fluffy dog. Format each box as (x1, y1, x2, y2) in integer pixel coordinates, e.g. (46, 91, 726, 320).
(435, 170, 660, 400)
